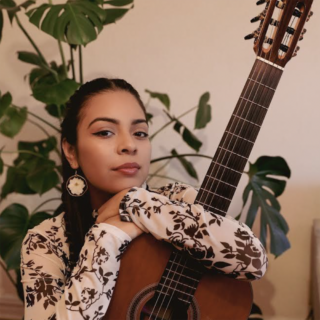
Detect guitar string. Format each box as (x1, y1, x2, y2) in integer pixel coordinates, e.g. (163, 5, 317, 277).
(161, 253, 192, 320)
(197, 3, 281, 220)
(148, 251, 186, 320)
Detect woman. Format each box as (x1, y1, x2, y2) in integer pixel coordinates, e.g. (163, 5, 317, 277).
(20, 78, 267, 319)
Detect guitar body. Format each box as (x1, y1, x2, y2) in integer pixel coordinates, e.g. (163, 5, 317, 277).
(104, 234, 253, 320)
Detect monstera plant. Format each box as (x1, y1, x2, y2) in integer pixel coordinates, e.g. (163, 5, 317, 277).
(0, 0, 290, 311)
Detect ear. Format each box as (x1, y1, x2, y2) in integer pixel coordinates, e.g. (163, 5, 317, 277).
(62, 138, 79, 169)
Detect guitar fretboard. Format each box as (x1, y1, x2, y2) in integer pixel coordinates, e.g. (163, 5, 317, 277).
(155, 58, 284, 311)
(195, 58, 283, 216)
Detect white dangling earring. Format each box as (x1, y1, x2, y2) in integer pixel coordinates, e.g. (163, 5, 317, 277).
(66, 170, 88, 197)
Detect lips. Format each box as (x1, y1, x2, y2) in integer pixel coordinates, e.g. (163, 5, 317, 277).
(113, 162, 140, 170)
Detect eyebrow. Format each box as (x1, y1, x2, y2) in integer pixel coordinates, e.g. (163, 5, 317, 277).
(88, 117, 148, 128)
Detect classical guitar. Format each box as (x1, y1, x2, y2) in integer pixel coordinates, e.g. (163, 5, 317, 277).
(104, 1, 314, 319)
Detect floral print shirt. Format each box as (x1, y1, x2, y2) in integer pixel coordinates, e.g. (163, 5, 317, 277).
(21, 182, 267, 320)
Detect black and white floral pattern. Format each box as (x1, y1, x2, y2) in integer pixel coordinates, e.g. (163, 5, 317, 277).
(21, 182, 267, 320)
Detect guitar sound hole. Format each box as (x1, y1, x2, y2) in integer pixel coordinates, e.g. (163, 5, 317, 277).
(140, 296, 188, 320)
(126, 284, 200, 320)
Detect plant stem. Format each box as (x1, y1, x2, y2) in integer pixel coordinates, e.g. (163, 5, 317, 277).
(0, 260, 16, 288)
(31, 198, 61, 214)
(149, 105, 198, 141)
(151, 153, 212, 164)
(27, 118, 51, 138)
(2, 150, 48, 160)
(15, 15, 59, 82)
(70, 45, 76, 80)
(16, 106, 61, 133)
(147, 159, 170, 184)
(79, 45, 83, 84)
(58, 41, 68, 77)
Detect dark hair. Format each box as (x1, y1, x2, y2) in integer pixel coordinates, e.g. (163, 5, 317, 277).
(60, 78, 147, 266)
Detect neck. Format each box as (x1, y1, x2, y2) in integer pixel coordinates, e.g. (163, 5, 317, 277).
(88, 184, 113, 209)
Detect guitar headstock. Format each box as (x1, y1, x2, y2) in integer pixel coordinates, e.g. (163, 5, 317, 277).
(245, 0, 314, 68)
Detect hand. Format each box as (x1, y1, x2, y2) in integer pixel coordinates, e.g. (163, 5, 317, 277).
(96, 188, 144, 239)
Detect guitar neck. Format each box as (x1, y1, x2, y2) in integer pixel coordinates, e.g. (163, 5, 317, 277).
(195, 58, 283, 216)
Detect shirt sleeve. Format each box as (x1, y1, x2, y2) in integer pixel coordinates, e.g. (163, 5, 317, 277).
(21, 222, 131, 320)
(119, 182, 268, 281)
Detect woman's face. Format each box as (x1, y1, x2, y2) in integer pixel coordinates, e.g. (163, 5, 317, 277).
(67, 90, 151, 197)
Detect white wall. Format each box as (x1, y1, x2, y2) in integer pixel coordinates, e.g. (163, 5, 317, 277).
(0, 1, 319, 319)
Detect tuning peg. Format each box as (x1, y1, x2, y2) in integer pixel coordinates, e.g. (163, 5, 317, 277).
(307, 11, 313, 21)
(251, 11, 266, 23)
(292, 46, 300, 57)
(256, 0, 270, 5)
(299, 35, 304, 41)
(276, 0, 285, 9)
(244, 29, 260, 40)
(270, 18, 279, 27)
(301, 28, 307, 35)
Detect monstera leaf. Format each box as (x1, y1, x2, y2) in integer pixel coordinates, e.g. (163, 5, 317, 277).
(171, 148, 198, 181)
(241, 156, 291, 257)
(0, 204, 51, 269)
(26, 1, 106, 45)
(0, 91, 27, 138)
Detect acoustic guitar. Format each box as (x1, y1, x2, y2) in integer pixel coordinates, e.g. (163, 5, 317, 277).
(104, 1, 314, 319)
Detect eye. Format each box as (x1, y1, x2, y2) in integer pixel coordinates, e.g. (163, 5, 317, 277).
(93, 130, 113, 137)
(134, 131, 149, 138)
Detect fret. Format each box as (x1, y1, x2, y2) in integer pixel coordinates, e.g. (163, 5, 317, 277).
(248, 77, 275, 91)
(199, 188, 232, 202)
(197, 202, 227, 215)
(238, 97, 268, 110)
(228, 116, 261, 141)
(250, 59, 283, 89)
(211, 160, 243, 175)
(168, 260, 203, 274)
(234, 99, 268, 126)
(242, 80, 274, 107)
(164, 268, 200, 282)
(215, 149, 248, 172)
(225, 131, 254, 144)
(218, 146, 248, 160)
(204, 175, 237, 188)
(233, 114, 261, 128)
(220, 131, 254, 159)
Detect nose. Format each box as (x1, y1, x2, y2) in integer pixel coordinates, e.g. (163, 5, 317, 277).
(117, 133, 137, 155)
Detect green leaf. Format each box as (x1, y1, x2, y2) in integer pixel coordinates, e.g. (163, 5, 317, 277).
(195, 92, 212, 129)
(45, 104, 66, 119)
(104, 7, 131, 25)
(173, 119, 202, 152)
(26, 159, 60, 195)
(146, 112, 153, 124)
(27, 1, 106, 45)
(0, 204, 51, 270)
(0, 91, 12, 118)
(17, 51, 45, 68)
(171, 149, 198, 181)
(145, 89, 170, 110)
(0, 204, 28, 269)
(242, 156, 291, 257)
(0, 106, 27, 138)
(104, 0, 134, 6)
(14, 136, 57, 166)
(1, 166, 36, 199)
(0, 0, 16, 10)
(32, 79, 79, 105)
(6, 0, 35, 23)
